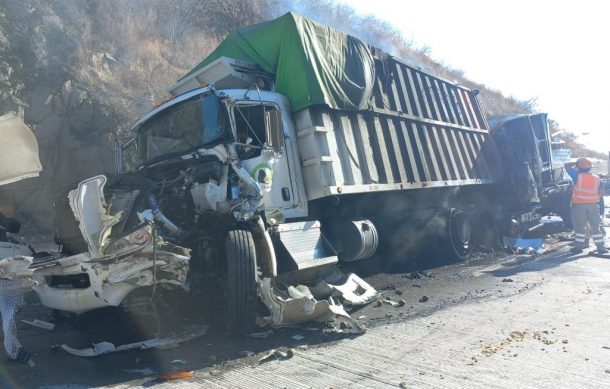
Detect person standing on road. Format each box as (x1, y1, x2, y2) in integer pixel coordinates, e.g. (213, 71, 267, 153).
(565, 158, 607, 254)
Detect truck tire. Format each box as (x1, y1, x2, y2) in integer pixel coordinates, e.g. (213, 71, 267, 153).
(448, 209, 473, 259)
(225, 229, 258, 335)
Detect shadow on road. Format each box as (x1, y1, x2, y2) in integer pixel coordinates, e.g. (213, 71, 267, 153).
(486, 250, 586, 278)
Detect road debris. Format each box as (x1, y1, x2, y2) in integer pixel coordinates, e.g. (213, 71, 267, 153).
(258, 349, 294, 363)
(503, 237, 543, 253)
(249, 329, 274, 339)
(124, 368, 155, 376)
(155, 371, 194, 382)
(310, 272, 379, 305)
(383, 298, 400, 307)
(60, 325, 208, 357)
(258, 276, 372, 331)
(22, 319, 55, 330)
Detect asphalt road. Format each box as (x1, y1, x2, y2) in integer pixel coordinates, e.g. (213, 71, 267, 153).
(4, 234, 610, 388)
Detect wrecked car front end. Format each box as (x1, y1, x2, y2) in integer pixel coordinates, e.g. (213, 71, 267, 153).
(32, 175, 190, 313)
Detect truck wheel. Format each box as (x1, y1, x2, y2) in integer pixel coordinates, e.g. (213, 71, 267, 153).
(225, 229, 258, 335)
(448, 209, 473, 259)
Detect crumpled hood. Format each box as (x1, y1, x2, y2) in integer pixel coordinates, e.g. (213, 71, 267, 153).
(68, 175, 122, 257)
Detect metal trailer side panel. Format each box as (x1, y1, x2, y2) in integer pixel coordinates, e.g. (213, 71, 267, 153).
(294, 56, 503, 201)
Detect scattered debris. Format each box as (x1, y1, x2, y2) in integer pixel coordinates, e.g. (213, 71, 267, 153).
(310, 272, 379, 305)
(258, 277, 369, 331)
(419, 296, 429, 303)
(398, 300, 406, 307)
(533, 331, 555, 345)
(383, 299, 400, 307)
(258, 349, 294, 363)
(22, 319, 55, 330)
(404, 271, 428, 280)
(155, 371, 194, 382)
(60, 325, 208, 357)
(540, 215, 563, 225)
(509, 331, 526, 341)
(481, 342, 506, 357)
(291, 334, 305, 341)
(124, 368, 155, 376)
(503, 237, 543, 253)
(249, 329, 274, 339)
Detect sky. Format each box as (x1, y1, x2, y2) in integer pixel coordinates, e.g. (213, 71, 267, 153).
(339, 0, 610, 154)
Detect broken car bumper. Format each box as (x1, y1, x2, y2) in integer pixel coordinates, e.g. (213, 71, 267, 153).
(32, 234, 190, 314)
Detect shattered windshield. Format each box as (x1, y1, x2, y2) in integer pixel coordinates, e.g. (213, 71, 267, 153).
(135, 93, 229, 165)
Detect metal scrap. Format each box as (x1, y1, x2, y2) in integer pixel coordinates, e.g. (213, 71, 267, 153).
(310, 272, 379, 305)
(258, 348, 294, 363)
(258, 278, 365, 332)
(21, 319, 55, 330)
(60, 325, 208, 357)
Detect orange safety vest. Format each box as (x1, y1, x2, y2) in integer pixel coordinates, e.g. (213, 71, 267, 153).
(572, 172, 601, 204)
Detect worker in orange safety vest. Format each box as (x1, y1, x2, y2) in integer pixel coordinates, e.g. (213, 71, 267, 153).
(565, 157, 607, 254)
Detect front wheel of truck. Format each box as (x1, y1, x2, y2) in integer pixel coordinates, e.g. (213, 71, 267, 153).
(225, 229, 258, 335)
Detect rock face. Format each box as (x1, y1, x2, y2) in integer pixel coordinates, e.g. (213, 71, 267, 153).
(0, 1, 115, 234)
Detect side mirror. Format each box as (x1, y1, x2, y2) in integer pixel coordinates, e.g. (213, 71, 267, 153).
(264, 107, 285, 157)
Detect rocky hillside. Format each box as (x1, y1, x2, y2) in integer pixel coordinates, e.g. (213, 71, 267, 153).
(0, 0, 586, 234)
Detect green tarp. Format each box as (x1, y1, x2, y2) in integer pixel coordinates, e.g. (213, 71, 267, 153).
(179, 12, 375, 112)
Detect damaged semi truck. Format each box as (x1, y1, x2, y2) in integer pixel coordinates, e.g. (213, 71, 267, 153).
(33, 13, 565, 333)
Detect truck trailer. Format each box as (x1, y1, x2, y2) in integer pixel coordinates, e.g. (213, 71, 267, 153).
(33, 13, 566, 333)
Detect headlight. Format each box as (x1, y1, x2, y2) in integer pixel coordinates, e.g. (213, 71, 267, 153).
(103, 223, 153, 256)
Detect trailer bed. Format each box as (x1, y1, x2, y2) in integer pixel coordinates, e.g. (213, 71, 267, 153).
(294, 55, 503, 200)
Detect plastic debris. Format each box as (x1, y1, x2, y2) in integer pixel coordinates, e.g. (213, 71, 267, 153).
(382, 299, 400, 307)
(61, 325, 208, 357)
(249, 329, 274, 339)
(22, 319, 55, 330)
(258, 348, 294, 363)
